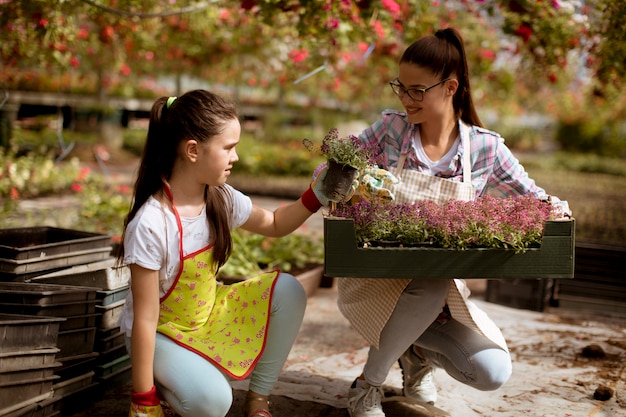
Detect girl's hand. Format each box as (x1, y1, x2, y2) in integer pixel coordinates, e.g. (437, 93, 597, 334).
(129, 385, 165, 417)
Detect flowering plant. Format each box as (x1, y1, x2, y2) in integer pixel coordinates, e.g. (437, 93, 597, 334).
(330, 195, 556, 253)
(303, 128, 380, 170)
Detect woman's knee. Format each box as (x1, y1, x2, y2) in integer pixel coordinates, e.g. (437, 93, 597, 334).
(404, 278, 449, 304)
(471, 349, 512, 391)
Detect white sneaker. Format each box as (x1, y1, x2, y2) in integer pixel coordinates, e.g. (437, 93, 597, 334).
(346, 378, 386, 417)
(398, 346, 438, 405)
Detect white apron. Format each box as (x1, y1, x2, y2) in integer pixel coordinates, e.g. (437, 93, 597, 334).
(337, 121, 508, 351)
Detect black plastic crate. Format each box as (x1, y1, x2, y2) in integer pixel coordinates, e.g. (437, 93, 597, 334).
(485, 279, 555, 312)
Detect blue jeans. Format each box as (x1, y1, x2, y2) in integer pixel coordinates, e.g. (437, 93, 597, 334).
(363, 279, 511, 390)
(126, 273, 306, 417)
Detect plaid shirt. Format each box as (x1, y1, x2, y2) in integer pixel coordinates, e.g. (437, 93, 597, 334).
(360, 110, 548, 199)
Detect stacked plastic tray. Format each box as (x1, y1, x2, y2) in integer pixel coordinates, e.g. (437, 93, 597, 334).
(94, 280, 131, 385)
(0, 313, 64, 416)
(0, 282, 101, 417)
(0, 227, 112, 282)
(30, 258, 131, 389)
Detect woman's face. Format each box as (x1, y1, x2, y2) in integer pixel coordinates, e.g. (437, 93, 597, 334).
(395, 63, 453, 124)
(195, 118, 241, 186)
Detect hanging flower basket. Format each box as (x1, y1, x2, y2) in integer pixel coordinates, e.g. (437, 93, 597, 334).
(323, 196, 575, 279)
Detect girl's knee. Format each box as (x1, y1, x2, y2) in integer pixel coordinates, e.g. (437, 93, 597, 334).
(175, 384, 233, 417)
(274, 273, 307, 311)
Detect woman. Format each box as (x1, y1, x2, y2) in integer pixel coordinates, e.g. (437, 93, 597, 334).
(117, 90, 336, 417)
(342, 27, 568, 417)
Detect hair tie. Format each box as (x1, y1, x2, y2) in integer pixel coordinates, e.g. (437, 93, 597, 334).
(166, 96, 177, 109)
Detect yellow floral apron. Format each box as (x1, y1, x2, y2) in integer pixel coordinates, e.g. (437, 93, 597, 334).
(338, 121, 508, 351)
(157, 187, 279, 379)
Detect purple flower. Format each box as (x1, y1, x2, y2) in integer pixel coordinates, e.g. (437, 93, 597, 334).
(332, 195, 554, 252)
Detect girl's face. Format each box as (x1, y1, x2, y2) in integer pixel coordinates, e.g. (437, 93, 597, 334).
(195, 118, 241, 186)
(395, 63, 453, 124)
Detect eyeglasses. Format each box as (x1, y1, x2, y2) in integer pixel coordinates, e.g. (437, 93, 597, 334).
(389, 78, 450, 101)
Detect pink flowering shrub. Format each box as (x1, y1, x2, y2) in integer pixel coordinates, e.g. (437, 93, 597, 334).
(331, 195, 554, 253)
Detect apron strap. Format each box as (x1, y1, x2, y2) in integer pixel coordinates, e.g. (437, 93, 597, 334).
(395, 153, 409, 180)
(459, 121, 472, 185)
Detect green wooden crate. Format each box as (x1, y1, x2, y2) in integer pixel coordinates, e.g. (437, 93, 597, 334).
(323, 217, 575, 279)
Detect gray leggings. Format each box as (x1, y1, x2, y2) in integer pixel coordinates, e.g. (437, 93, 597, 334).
(125, 273, 306, 417)
(364, 279, 512, 390)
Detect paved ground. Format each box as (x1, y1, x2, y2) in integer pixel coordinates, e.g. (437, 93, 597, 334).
(63, 279, 626, 417)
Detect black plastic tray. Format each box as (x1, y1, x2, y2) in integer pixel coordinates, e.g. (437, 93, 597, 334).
(0, 282, 99, 305)
(0, 227, 111, 261)
(0, 313, 65, 354)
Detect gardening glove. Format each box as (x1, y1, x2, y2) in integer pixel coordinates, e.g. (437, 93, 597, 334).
(546, 196, 572, 219)
(129, 385, 165, 417)
(301, 165, 357, 212)
(356, 166, 399, 202)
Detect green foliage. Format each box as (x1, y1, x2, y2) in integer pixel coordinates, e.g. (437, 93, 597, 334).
(122, 128, 147, 156)
(554, 119, 626, 157)
(70, 168, 132, 237)
(218, 229, 324, 279)
(0, 147, 80, 198)
(236, 131, 321, 177)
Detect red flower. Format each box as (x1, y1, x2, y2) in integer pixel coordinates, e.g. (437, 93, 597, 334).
(77, 167, 91, 181)
(479, 48, 496, 61)
(515, 24, 532, 43)
(71, 183, 83, 193)
(77, 27, 89, 40)
(120, 64, 131, 76)
(288, 48, 308, 63)
(69, 56, 80, 68)
(9, 187, 19, 200)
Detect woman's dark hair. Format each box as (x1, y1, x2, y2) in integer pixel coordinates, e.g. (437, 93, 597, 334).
(117, 89, 238, 270)
(400, 27, 483, 127)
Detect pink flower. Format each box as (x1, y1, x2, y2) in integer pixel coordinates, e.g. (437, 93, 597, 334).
(381, 0, 401, 17)
(289, 48, 308, 63)
(479, 48, 496, 61)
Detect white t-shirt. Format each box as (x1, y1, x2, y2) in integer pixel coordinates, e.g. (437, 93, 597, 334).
(415, 134, 460, 175)
(118, 184, 253, 336)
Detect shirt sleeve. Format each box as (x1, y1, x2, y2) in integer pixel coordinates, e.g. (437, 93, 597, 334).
(226, 184, 253, 228)
(481, 133, 548, 199)
(123, 199, 167, 271)
(359, 110, 413, 169)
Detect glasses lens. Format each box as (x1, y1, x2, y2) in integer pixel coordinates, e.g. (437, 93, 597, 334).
(390, 83, 401, 96)
(407, 90, 422, 101)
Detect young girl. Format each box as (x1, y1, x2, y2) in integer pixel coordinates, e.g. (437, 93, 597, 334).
(341, 28, 570, 417)
(117, 90, 335, 417)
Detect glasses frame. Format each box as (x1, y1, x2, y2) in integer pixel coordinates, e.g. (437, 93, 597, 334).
(389, 78, 450, 102)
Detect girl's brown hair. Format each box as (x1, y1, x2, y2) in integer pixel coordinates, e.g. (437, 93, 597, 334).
(400, 27, 483, 127)
(117, 89, 237, 270)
